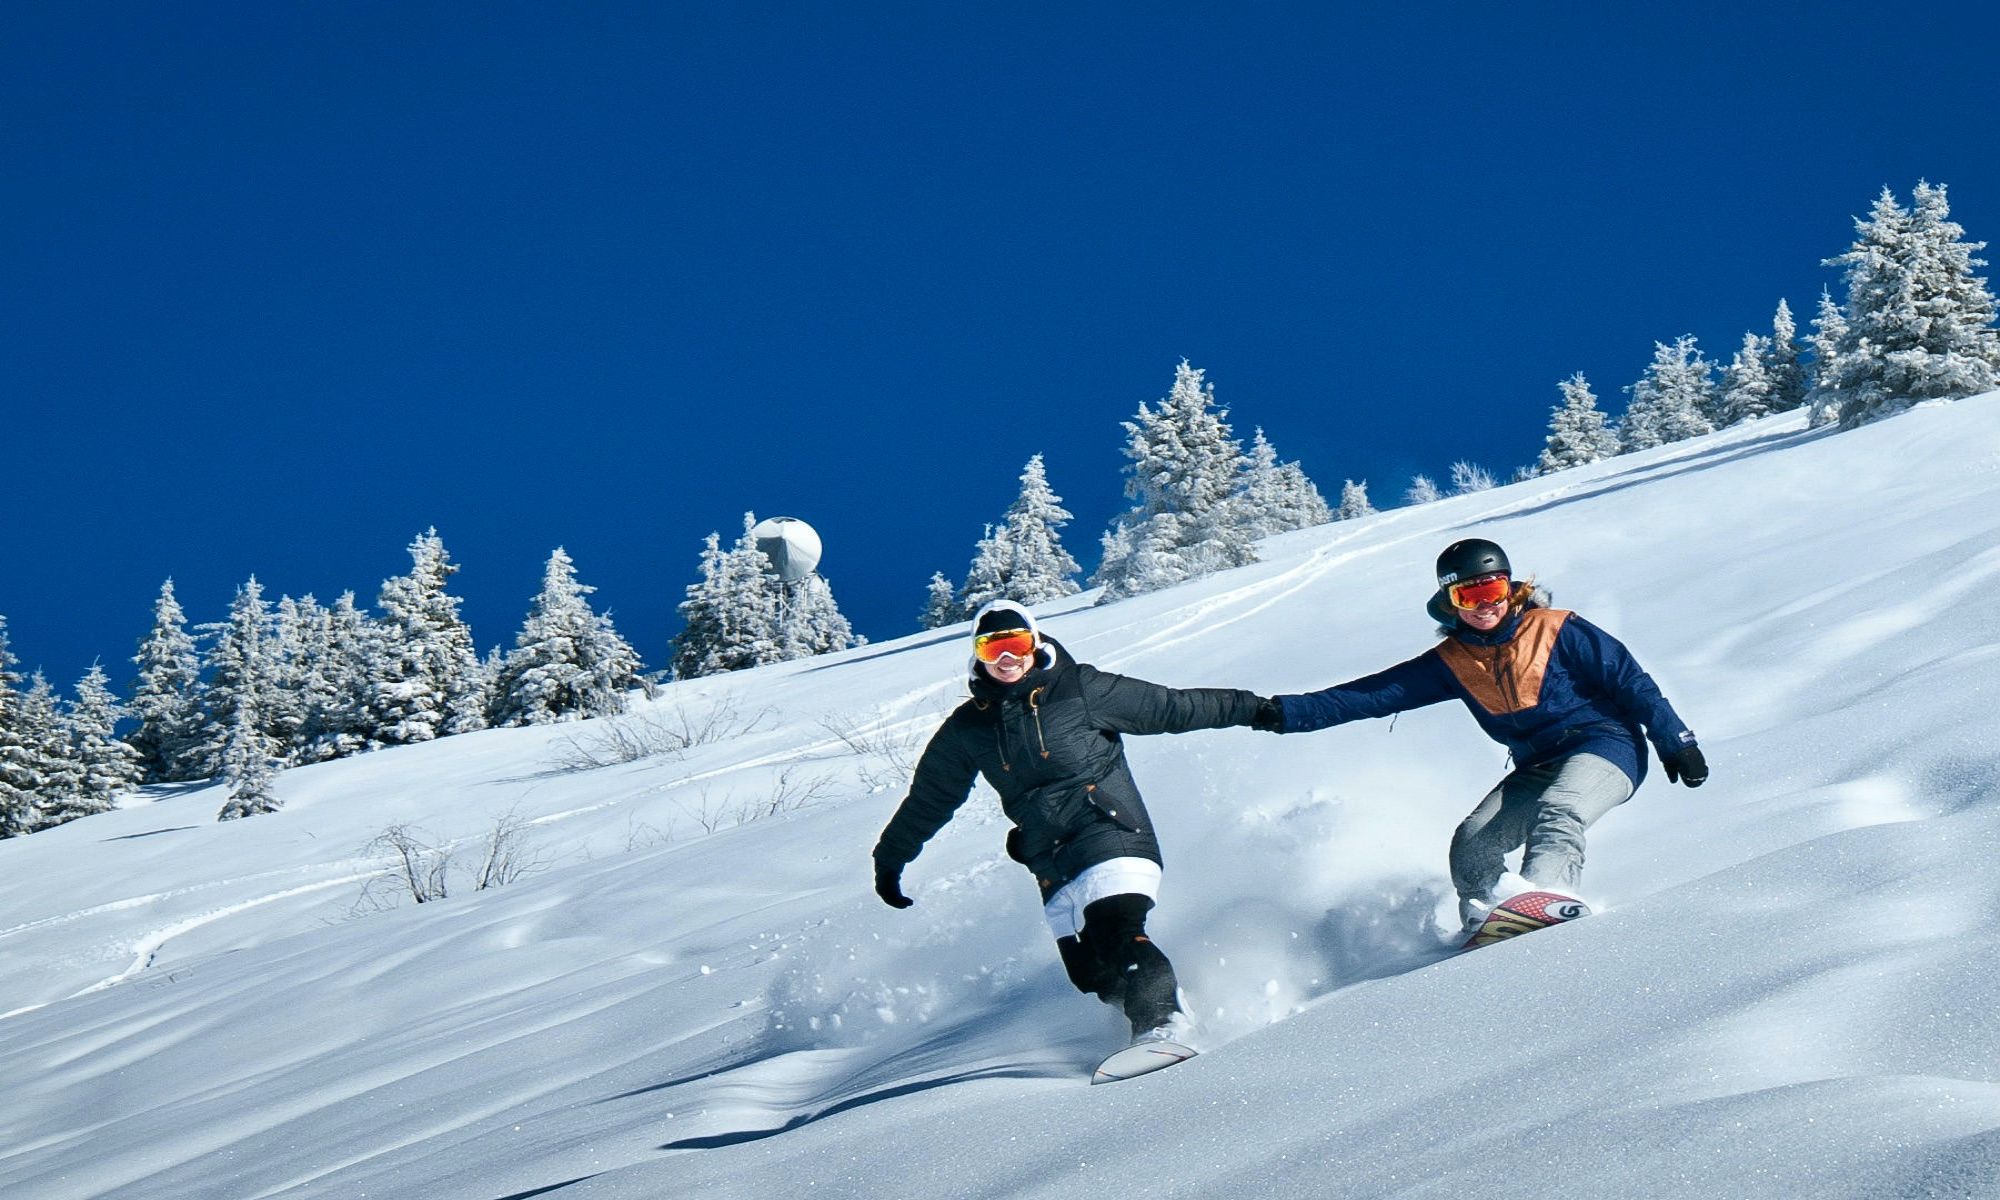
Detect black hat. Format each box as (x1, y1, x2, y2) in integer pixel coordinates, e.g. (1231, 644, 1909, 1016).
(975, 606, 1033, 637)
(1436, 538, 1511, 587)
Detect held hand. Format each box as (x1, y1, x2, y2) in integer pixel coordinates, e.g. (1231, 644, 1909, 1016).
(1662, 745, 1708, 788)
(1251, 697, 1285, 733)
(874, 867, 914, 909)
(1004, 828, 1028, 864)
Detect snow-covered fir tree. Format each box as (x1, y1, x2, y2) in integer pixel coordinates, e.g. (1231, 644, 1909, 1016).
(774, 572, 860, 661)
(0, 618, 38, 837)
(1719, 332, 1779, 425)
(1621, 336, 1718, 452)
(489, 547, 643, 726)
(267, 595, 321, 760)
(1334, 479, 1376, 521)
(918, 571, 959, 631)
(1767, 298, 1808, 412)
(1239, 430, 1331, 535)
(1404, 475, 1441, 505)
(959, 455, 1084, 613)
(194, 577, 284, 778)
(20, 673, 83, 831)
(369, 529, 488, 744)
(287, 592, 380, 761)
(1805, 287, 1850, 427)
(127, 579, 210, 783)
(957, 524, 1009, 617)
(996, 454, 1084, 603)
(1093, 361, 1256, 600)
(1819, 181, 2000, 427)
(674, 518, 783, 679)
(59, 664, 142, 822)
(214, 701, 281, 821)
(1448, 461, 1496, 495)
(1536, 373, 1621, 474)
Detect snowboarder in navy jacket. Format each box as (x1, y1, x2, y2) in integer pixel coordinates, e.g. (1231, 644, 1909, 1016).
(873, 600, 1262, 1041)
(1253, 538, 1707, 931)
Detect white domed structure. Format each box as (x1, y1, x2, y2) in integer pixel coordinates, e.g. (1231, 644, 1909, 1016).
(750, 516, 822, 583)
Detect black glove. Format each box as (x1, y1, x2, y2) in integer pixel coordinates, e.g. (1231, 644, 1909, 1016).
(1004, 828, 1028, 864)
(1251, 697, 1285, 733)
(1661, 745, 1708, 788)
(874, 866, 914, 909)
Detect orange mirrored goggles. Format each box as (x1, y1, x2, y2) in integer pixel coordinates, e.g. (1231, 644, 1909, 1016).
(972, 628, 1037, 663)
(1446, 574, 1513, 610)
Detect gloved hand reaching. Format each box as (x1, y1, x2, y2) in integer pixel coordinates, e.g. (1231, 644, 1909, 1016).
(1251, 697, 1285, 733)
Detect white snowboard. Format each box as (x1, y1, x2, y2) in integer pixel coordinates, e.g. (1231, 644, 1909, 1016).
(1090, 1038, 1197, 1085)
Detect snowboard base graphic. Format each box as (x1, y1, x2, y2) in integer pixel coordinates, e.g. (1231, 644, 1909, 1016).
(1462, 889, 1591, 949)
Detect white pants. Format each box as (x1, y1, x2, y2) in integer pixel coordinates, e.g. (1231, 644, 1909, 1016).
(1042, 857, 1162, 939)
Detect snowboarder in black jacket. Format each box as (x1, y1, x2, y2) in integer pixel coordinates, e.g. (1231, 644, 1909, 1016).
(872, 600, 1263, 1041)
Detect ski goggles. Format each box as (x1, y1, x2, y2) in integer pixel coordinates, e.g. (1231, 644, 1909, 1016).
(972, 628, 1037, 663)
(1445, 574, 1513, 610)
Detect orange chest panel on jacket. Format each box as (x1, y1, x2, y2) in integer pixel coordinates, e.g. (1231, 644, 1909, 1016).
(1433, 608, 1573, 715)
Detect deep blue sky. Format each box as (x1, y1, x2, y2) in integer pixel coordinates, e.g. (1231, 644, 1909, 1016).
(6, 3, 1998, 692)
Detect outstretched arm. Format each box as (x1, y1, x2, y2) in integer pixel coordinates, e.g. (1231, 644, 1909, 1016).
(1076, 664, 1262, 736)
(1272, 652, 1456, 733)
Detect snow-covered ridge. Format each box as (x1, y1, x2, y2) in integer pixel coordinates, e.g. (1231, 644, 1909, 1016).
(4, 395, 2000, 1199)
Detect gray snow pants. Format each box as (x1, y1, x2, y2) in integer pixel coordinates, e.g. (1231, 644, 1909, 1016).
(1449, 752, 1634, 924)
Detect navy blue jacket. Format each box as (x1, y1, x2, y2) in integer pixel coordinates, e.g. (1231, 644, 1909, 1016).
(1274, 600, 1695, 787)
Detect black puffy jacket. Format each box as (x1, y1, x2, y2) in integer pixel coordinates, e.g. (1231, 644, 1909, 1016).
(871, 637, 1259, 898)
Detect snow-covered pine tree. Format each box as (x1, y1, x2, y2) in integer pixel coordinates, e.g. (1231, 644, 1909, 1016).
(1621, 336, 1718, 452)
(292, 592, 380, 761)
(1448, 461, 1496, 494)
(918, 571, 960, 631)
(1093, 361, 1255, 600)
(127, 579, 211, 783)
(1536, 373, 1620, 474)
(214, 700, 282, 821)
(1820, 181, 2000, 427)
(19, 673, 84, 830)
(957, 524, 1009, 616)
(673, 518, 784, 679)
(1720, 332, 1779, 425)
(0, 618, 39, 837)
(194, 577, 285, 778)
(489, 547, 643, 726)
(1767, 299, 1808, 411)
(267, 595, 321, 761)
(1805, 287, 1850, 427)
(59, 664, 142, 822)
(775, 572, 861, 660)
(1404, 475, 1441, 505)
(369, 529, 488, 744)
(996, 454, 1084, 603)
(1333, 479, 1376, 520)
(959, 455, 1085, 613)
(1240, 429, 1332, 535)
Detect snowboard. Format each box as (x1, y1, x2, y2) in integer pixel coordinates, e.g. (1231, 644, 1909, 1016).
(1461, 889, 1591, 949)
(1090, 1038, 1198, 1085)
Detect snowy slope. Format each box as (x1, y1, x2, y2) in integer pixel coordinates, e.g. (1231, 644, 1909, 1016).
(4, 395, 2000, 1200)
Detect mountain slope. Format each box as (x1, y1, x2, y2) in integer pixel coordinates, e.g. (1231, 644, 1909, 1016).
(3, 394, 1999, 1199)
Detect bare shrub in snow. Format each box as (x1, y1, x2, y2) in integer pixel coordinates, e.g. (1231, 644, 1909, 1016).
(355, 809, 548, 910)
(545, 699, 769, 771)
(816, 710, 926, 791)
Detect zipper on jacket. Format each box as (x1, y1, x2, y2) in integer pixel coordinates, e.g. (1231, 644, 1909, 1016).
(1028, 687, 1050, 759)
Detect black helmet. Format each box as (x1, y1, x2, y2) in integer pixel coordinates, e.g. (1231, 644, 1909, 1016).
(1436, 538, 1511, 587)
